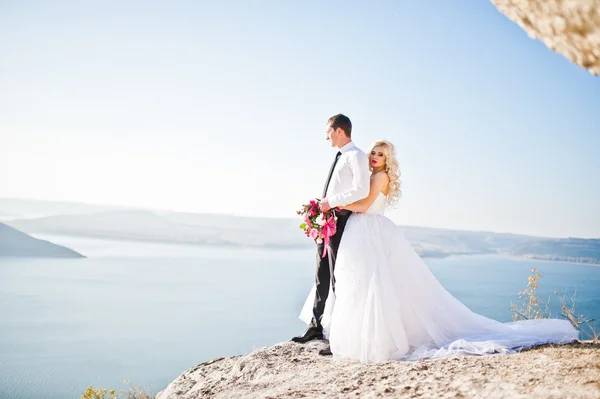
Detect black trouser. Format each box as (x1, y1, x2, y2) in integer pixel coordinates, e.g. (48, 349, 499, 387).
(309, 210, 352, 332)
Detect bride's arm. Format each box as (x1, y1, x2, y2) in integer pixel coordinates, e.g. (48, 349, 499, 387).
(340, 172, 389, 213)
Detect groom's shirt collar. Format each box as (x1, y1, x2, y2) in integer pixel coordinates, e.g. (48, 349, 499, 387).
(339, 141, 355, 153)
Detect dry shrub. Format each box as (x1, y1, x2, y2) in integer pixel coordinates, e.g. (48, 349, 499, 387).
(80, 382, 152, 399)
(510, 267, 598, 342)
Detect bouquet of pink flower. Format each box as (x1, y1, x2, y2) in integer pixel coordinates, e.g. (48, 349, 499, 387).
(297, 199, 339, 258)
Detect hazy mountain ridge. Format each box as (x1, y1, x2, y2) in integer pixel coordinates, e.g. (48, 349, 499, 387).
(509, 238, 600, 264)
(0, 198, 130, 219)
(2, 198, 599, 263)
(7, 211, 598, 262)
(0, 223, 84, 258)
(7, 210, 302, 248)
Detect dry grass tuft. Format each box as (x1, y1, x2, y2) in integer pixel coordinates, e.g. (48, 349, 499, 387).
(510, 267, 598, 342)
(80, 382, 152, 399)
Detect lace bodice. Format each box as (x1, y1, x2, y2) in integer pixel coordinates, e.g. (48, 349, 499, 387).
(365, 192, 386, 215)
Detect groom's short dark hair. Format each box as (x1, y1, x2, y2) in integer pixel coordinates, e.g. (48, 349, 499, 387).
(328, 114, 352, 138)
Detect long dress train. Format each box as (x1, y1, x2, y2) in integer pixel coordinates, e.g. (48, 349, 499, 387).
(299, 193, 578, 363)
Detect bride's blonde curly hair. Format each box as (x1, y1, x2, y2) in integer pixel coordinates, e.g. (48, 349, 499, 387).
(369, 140, 402, 207)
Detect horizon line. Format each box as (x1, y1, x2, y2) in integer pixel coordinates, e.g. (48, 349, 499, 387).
(0, 196, 594, 241)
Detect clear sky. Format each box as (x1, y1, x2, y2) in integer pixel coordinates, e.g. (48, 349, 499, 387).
(1, 1, 598, 238)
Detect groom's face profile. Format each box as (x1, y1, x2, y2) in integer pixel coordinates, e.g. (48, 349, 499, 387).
(326, 123, 344, 148)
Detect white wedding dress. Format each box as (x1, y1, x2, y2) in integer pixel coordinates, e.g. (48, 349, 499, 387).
(300, 192, 578, 363)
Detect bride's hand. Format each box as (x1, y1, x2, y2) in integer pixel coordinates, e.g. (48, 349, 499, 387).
(319, 199, 331, 212)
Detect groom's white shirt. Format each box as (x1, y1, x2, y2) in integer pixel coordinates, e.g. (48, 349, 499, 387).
(326, 141, 371, 208)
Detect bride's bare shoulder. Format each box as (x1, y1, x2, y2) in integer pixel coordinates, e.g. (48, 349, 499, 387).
(370, 172, 390, 195)
(370, 171, 390, 182)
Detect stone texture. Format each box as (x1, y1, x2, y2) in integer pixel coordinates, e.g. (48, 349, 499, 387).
(492, 0, 600, 75)
(156, 341, 600, 399)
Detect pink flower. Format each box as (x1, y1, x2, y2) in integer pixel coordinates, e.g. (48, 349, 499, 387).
(327, 218, 337, 236)
(309, 228, 319, 240)
(303, 214, 313, 229)
(298, 199, 340, 257)
(327, 216, 336, 227)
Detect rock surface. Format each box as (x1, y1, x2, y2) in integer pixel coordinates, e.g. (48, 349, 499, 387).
(0, 222, 84, 258)
(491, 0, 600, 75)
(156, 340, 600, 399)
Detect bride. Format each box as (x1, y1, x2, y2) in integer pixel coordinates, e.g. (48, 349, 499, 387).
(300, 140, 579, 363)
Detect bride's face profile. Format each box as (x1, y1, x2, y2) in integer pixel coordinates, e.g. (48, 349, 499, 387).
(370, 146, 387, 170)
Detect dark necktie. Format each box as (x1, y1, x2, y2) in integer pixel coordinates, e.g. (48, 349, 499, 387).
(322, 151, 342, 198)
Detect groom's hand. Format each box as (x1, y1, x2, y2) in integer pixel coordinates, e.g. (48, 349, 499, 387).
(319, 199, 331, 212)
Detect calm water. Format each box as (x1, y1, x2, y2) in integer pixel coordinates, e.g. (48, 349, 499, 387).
(1, 236, 599, 399)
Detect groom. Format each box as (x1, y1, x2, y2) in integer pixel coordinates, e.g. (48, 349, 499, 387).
(291, 113, 371, 355)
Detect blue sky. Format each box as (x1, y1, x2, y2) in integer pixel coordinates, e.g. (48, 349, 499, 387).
(1, 1, 598, 238)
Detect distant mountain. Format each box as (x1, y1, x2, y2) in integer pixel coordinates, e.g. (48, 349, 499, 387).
(4, 209, 542, 258)
(7, 210, 302, 248)
(0, 198, 129, 221)
(0, 223, 84, 258)
(3, 198, 599, 263)
(401, 226, 539, 256)
(508, 238, 600, 264)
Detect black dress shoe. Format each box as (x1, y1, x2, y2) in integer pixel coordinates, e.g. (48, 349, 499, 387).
(318, 346, 332, 356)
(291, 329, 323, 343)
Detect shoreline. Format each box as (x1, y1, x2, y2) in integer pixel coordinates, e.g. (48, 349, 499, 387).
(497, 252, 600, 267)
(24, 233, 600, 266)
